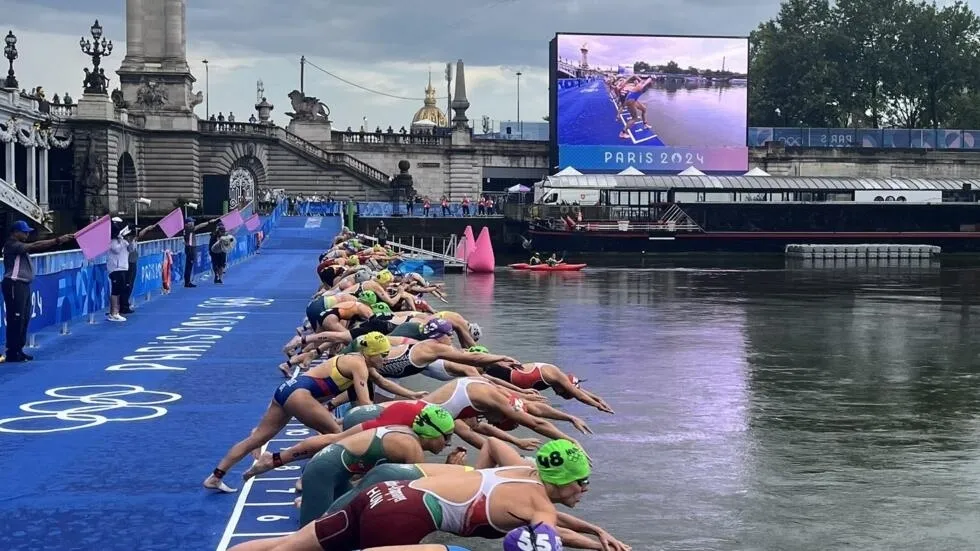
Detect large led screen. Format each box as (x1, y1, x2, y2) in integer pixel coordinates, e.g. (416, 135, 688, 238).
(551, 33, 749, 173)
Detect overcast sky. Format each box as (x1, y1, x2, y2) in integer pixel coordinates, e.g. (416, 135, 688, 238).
(6, 0, 964, 131)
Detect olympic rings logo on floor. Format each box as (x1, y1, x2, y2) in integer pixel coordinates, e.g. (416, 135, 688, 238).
(0, 384, 182, 434)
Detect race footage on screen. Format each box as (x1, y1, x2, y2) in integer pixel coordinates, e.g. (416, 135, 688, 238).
(553, 33, 749, 172)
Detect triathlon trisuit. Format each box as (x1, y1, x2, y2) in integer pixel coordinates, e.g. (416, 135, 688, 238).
(327, 463, 475, 514)
(317, 261, 338, 286)
(273, 355, 353, 406)
(301, 426, 411, 525)
(306, 295, 339, 328)
(376, 345, 452, 380)
(348, 317, 398, 340)
(312, 466, 542, 549)
(484, 363, 550, 391)
(626, 90, 642, 102)
(324, 302, 368, 327)
(434, 377, 492, 418)
(389, 321, 426, 339)
(359, 400, 427, 430)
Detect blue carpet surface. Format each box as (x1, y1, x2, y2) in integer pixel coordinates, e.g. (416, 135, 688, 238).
(0, 216, 342, 551)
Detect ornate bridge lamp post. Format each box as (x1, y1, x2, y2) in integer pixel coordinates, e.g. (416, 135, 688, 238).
(79, 20, 113, 94)
(3, 31, 18, 89)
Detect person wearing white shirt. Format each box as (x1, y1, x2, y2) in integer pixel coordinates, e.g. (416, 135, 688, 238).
(106, 220, 136, 322)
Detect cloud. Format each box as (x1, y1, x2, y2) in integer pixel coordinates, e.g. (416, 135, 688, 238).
(9, 0, 959, 129)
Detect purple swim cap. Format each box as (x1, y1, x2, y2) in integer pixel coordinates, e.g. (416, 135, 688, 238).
(422, 318, 453, 339)
(503, 524, 562, 551)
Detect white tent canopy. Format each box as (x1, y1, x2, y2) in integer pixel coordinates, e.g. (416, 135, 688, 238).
(554, 166, 583, 176)
(678, 166, 705, 176)
(744, 167, 771, 176)
(507, 184, 531, 193)
(617, 166, 645, 175)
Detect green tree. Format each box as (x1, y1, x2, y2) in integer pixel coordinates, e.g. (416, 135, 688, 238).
(748, 0, 845, 127)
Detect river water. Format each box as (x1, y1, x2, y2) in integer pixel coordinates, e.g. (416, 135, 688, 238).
(426, 258, 980, 550)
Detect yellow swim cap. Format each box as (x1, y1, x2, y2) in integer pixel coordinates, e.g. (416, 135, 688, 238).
(356, 331, 391, 357)
(376, 269, 393, 285)
(434, 311, 457, 319)
(347, 256, 360, 266)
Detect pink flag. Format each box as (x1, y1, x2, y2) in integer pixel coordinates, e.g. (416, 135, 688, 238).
(158, 208, 185, 238)
(219, 210, 244, 231)
(245, 214, 261, 232)
(76, 215, 111, 260)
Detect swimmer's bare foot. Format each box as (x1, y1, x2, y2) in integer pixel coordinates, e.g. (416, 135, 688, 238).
(278, 362, 293, 378)
(294, 496, 302, 508)
(282, 336, 302, 355)
(244, 452, 276, 480)
(295, 478, 303, 493)
(204, 474, 237, 493)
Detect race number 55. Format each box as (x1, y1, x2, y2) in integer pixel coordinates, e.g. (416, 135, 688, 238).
(517, 530, 562, 551)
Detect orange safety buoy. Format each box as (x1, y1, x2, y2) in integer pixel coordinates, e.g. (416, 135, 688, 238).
(162, 249, 173, 293)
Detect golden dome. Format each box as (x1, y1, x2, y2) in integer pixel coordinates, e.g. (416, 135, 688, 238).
(411, 72, 448, 127)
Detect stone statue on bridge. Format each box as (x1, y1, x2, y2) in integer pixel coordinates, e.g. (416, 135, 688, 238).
(286, 90, 330, 122)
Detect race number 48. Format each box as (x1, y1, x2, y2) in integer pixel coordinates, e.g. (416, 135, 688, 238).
(517, 530, 562, 551)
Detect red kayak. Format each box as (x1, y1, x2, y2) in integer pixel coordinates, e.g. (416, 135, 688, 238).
(525, 263, 587, 272)
(509, 263, 531, 270)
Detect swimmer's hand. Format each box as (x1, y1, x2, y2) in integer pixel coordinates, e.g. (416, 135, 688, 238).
(596, 402, 615, 414)
(497, 358, 523, 370)
(597, 529, 631, 551)
(445, 447, 467, 465)
(410, 391, 428, 400)
(516, 438, 541, 451)
(571, 417, 593, 435)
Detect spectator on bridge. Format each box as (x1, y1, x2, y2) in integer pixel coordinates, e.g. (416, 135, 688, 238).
(462, 196, 471, 216)
(183, 217, 212, 288)
(107, 220, 136, 322)
(405, 196, 414, 216)
(422, 196, 431, 217)
(121, 223, 156, 315)
(478, 196, 487, 215)
(487, 195, 496, 215)
(1, 221, 75, 363)
(440, 195, 450, 216)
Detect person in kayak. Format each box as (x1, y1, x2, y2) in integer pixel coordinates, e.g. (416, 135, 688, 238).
(529, 252, 542, 265)
(204, 332, 389, 493)
(228, 439, 631, 551)
(474, 346, 614, 414)
(545, 254, 564, 267)
(297, 403, 456, 525)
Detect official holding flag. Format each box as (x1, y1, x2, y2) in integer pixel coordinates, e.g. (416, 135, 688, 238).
(2, 221, 76, 363)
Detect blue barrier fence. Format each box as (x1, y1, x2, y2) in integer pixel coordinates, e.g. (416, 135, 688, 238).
(0, 200, 287, 348)
(748, 127, 980, 149)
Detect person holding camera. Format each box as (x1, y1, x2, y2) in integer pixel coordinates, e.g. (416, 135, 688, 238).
(209, 223, 235, 284)
(2, 221, 75, 362)
(120, 222, 156, 314)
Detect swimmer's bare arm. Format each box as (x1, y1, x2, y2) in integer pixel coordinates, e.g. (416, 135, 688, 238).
(482, 375, 547, 400)
(556, 527, 608, 551)
(390, 434, 426, 463)
(472, 422, 539, 451)
(368, 369, 426, 399)
(524, 402, 592, 434)
(350, 362, 373, 406)
(442, 360, 481, 378)
(475, 436, 525, 468)
(452, 419, 487, 449)
(430, 345, 518, 368)
(503, 408, 582, 449)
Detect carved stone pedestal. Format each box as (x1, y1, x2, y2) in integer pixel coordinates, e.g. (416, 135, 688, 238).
(287, 119, 332, 145)
(75, 94, 116, 120)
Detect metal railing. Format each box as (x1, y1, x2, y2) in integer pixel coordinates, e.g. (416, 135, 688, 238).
(357, 233, 463, 267)
(197, 121, 392, 189)
(333, 130, 450, 146)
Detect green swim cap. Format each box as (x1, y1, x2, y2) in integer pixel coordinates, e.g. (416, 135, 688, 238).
(357, 290, 378, 306)
(468, 345, 489, 353)
(412, 404, 455, 440)
(372, 302, 392, 314)
(535, 439, 590, 486)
